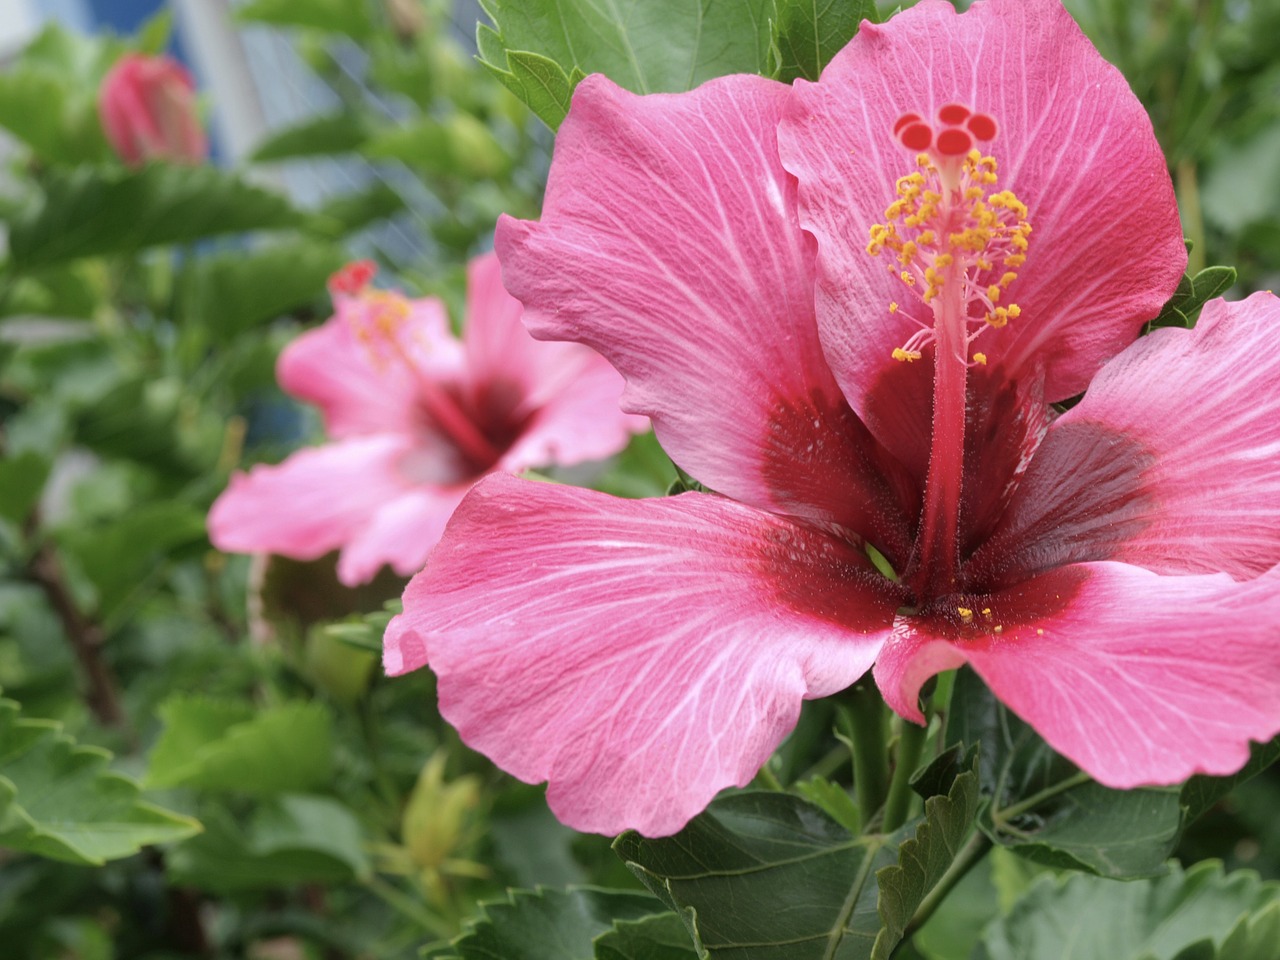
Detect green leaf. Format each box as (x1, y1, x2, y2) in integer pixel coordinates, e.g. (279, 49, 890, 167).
(872, 755, 980, 959)
(146, 695, 334, 795)
(313, 183, 407, 237)
(250, 111, 373, 162)
(174, 239, 344, 335)
(0, 452, 51, 525)
(595, 912, 701, 959)
(433, 887, 665, 960)
(946, 668, 1183, 879)
(616, 756, 978, 960)
(58, 502, 209, 620)
(9, 166, 306, 271)
(1145, 262, 1236, 333)
(166, 795, 368, 892)
(975, 861, 1279, 960)
(1217, 900, 1280, 960)
(235, 0, 374, 38)
(0, 694, 200, 865)
(1181, 734, 1280, 825)
(362, 114, 510, 179)
(769, 0, 878, 83)
(477, 0, 775, 128)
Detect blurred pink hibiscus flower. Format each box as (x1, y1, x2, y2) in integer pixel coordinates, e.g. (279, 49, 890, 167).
(384, 0, 1280, 836)
(98, 52, 207, 167)
(209, 255, 644, 585)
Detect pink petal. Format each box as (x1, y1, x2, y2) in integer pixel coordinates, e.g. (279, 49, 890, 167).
(208, 435, 417, 568)
(971, 293, 1280, 582)
(778, 0, 1185, 435)
(384, 473, 901, 836)
(875, 562, 1280, 787)
(496, 74, 913, 553)
(336, 485, 468, 585)
(501, 347, 648, 470)
(461, 251, 538, 392)
(277, 296, 456, 438)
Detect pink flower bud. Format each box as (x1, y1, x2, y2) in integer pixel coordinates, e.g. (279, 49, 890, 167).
(98, 53, 208, 167)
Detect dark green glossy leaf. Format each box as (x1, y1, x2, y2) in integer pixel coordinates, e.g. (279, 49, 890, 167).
(0, 694, 200, 865)
(430, 887, 664, 960)
(975, 861, 1279, 960)
(946, 668, 1181, 879)
(1181, 734, 1280, 825)
(9, 166, 306, 271)
(769, 0, 877, 83)
(616, 756, 978, 960)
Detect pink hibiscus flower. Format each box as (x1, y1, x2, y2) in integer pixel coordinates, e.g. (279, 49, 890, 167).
(209, 255, 644, 586)
(384, 0, 1280, 836)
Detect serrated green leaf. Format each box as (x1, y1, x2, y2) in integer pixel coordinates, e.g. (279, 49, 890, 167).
(975, 861, 1279, 960)
(436, 887, 664, 960)
(872, 755, 980, 958)
(250, 111, 372, 162)
(9, 166, 306, 271)
(769, 0, 877, 83)
(616, 756, 979, 960)
(478, 0, 774, 128)
(146, 696, 333, 795)
(595, 912, 702, 959)
(1217, 900, 1280, 960)
(166, 795, 367, 892)
(174, 239, 344, 335)
(0, 695, 200, 865)
(235, 0, 374, 38)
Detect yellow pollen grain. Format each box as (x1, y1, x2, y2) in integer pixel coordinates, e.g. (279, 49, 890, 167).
(957, 607, 974, 621)
(994, 625, 1004, 634)
(901, 271, 916, 286)
(892, 347, 922, 363)
(889, 302, 898, 314)
(973, 352, 987, 365)
(1036, 628, 1045, 636)
(988, 285, 1001, 303)
(1000, 271, 1018, 288)
(982, 608, 992, 618)
(934, 253, 954, 269)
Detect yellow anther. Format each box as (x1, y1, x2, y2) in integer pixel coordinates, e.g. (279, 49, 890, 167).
(1006, 254, 1026, 268)
(977, 258, 993, 271)
(917, 230, 936, 246)
(892, 347, 922, 363)
(889, 302, 899, 314)
(973, 352, 987, 365)
(994, 625, 1004, 634)
(900, 271, 916, 286)
(916, 152, 932, 167)
(1000, 271, 1018, 288)
(1008, 304, 1021, 318)
(987, 285, 1001, 303)
(982, 608, 992, 617)
(957, 606, 974, 621)
(965, 186, 984, 200)
(1011, 233, 1029, 252)
(934, 253, 954, 269)
(898, 240, 918, 265)
(967, 148, 982, 163)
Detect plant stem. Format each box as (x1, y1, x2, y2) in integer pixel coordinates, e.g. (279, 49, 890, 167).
(1175, 158, 1205, 276)
(901, 830, 993, 943)
(28, 537, 126, 728)
(992, 771, 1091, 824)
(882, 715, 930, 833)
(839, 679, 890, 825)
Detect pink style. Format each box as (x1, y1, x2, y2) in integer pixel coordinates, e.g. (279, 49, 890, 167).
(385, 0, 1280, 837)
(209, 256, 644, 586)
(98, 53, 208, 167)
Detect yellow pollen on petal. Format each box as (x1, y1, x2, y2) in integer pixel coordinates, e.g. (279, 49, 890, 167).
(1036, 628, 1045, 636)
(994, 625, 1004, 634)
(957, 606, 974, 622)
